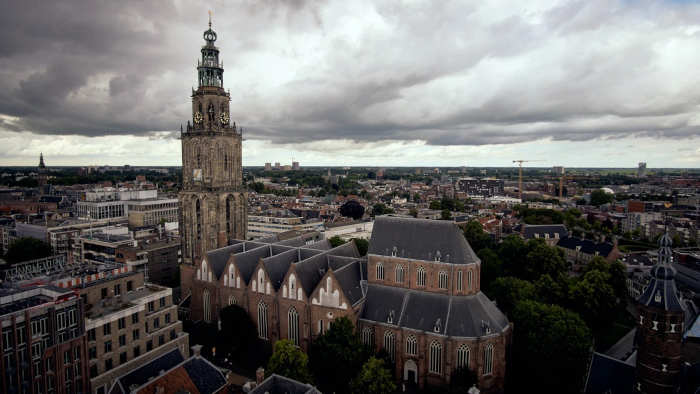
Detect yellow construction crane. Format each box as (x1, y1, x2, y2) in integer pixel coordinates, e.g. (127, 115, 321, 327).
(512, 160, 542, 201)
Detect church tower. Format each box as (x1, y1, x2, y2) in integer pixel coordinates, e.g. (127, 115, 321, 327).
(37, 152, 48, 187)
(179, 18, 247, 274)
(635, 231, 685, 393)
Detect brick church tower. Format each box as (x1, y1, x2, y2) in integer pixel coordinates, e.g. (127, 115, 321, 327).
(37, 152, 48, 187)
(179, 17, 247, 295)
(635, 231, 685, 393)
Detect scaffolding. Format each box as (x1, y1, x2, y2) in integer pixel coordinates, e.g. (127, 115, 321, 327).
(3, 254, 77, 282)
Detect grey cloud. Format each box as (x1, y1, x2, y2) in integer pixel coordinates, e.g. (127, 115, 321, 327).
(1, 0, 700, 148)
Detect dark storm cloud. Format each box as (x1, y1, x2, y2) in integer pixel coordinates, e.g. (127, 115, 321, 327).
(1, 0, 700, 146)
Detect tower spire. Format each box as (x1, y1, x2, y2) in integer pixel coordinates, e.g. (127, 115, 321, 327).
(208, 10, 212, 28)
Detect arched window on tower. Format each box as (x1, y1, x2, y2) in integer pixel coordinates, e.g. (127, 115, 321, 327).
(226, 195, 233, 237)
(483, 344, 494, 375)
(195, 199, 202, 241)
(456, 344, 470, 369)
(362, 327, 374, 348)
(429, 341, 442, 374)
(406, 334, 417, 356)
(257, 302, 268, 339)
(376, 262, 384, 281)
(395, 264, 404, 284)
(438, 271, 448, 289)
(417, 266, 426, 287)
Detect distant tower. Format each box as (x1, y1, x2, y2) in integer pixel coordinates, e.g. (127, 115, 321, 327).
(37, 152, 48, 187)
(635, 231, 685, 393)
(638, 162, 647, 178)
(179, 17, 247, 272)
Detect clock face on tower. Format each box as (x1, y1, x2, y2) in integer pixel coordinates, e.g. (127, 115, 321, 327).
(220, 112, 229, 125)
(192, 169, 202, 181)
(194, 112, 203, 124)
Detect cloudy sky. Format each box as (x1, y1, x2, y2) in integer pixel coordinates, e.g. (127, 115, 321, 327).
(2, 0, 700, 167)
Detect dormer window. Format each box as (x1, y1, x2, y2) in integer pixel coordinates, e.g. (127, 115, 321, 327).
(433, 318, 442, 333)
(654, 291, 662, 303)
(391, 246, 397, 257)
(435, 250, 441, 262)
(387, 310, 395, 324)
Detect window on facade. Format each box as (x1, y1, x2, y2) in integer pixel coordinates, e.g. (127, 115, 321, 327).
(429, 341, 442, 374)
(383, 331, 396, 362)
(104, 341, 112, 353)
(148, 301, 154, 312)
(118, 317, 126, 330)
(229, 295, 236, 306)
(133, 329, 140, 340)
(376, 262, 384, 280)
(288, 307, 300, 346)
(127, 280, 133, 292)
(105, 358, 113, 371)
(362, 327, 374, 347)
(146, 341, 153, 351)
(406, 335, 417, 356)
(468, 270, 473, 290)
(133, 346, 141, 358)
(103, 323, 111, 336)
(2, 329, 13, 349)
(203, 290, 211, 323)
(132, 313, 139, 324)
(120, 352, 127, 363)
(456, 345, 470, 369)
(159, 297, 166, 307)
(438, 271, 448, 289)
(88, 347, 97, 360)
(170, 330, 176, 340)
(395, 265, 404, 284)
(165, 313, 171, 324)
(119, 335, 126, 347)
(90, 364, 98, 378)
(318, 320, 324, 335)
(417, 267, 426, 286)
(101, 288, 108, 299)
(114, 284, 121, 296)
(257, 302, 268, 339)
(158, 335, 165, 346)
(457, 271, 463, 291)
(154, 317, 160, 329)
(57, 312, 66, 330)
(483, 344, 494, 375)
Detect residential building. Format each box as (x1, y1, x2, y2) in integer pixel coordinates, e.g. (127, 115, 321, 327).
(127, 198, 178, 227)
(456, 178, 504, 197)
(116, 238, 181, 287)
(556, 236, 620, 264)
(247, 213, 324, 240)
(76, 233, 134, 265)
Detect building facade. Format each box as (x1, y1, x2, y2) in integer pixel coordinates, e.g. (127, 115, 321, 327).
(186, 217, 511, 392)
(127, 198, 178, 227)
(179, 21, 247, 295)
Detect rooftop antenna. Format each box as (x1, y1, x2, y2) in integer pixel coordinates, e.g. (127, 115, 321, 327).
(208, 10, 212, 28)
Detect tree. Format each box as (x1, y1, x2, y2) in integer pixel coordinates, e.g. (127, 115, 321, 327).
(441, 209, 452, 220)
(510, 300, 593, 393)
(409, 208, 418, 218)
(267, 340, 312, 383)
(352, 238, 369, 256)
(339, 200, 366, 220)
(487, 277, 536, 314)
(463, 221, 493, 252)
(429, 200, 442, 210)
(329, 236, 347, 248)
(372, 203, 393, 216)
(523, 241, 568, 281)
(477, 248, 503, 292)
(534, 274, 569, 306)
(310, 317, 370, 394)
(350, 357, 396, 394)
(569, 269, 617, 333)
(497, 235, 528, 278)
(590, 189, 614, 206)
(3, 237, 53, 265)
(217, 305, 270, 372)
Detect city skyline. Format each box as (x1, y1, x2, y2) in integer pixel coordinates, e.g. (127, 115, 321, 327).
(3, 0, 700, 167)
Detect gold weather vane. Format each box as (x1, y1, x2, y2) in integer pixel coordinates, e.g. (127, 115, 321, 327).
(208, 10, 212, 28)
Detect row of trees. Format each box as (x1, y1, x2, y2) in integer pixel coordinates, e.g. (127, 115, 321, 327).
(463, 222, 629, 393)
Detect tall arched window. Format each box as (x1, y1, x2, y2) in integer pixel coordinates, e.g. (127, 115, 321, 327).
(376, 262, 384, 280)
(457, 270, 463, 291)
(226, 195, 233, 237)
(228, 295, 236, 306)
(438, 271, 448, 289)
(257, 302, 268, 339)
(417, 266, 426, 287)
(429, 341, 442, 374)
(195, 199, 202, 242)
(405, 335, 417, 356)
(362, 327, 374, 347)
(258, 269, 265, 294)
(483, 344, 494, 375)
(289, 274, 297, 300)
(228, 264, 235, 287)
(203, 290, 211, 323)
(395, 265, 404, 284)
(383, 331, 396, 362)
(468, 270, 473, 290)
(288, 307, 299, 346)
(456, 344, 470, 369)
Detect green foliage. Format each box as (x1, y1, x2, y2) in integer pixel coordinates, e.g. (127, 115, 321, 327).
(569, 269, 617, 334)
(429, 200, 442, 210)
(4, 237, 53, 265)
(267, 340, 312, 383)
(329, 236, 347, 248)
(339, 200, 366, 220)
(523, 241, 568, 281)
(487, 277, 536, 314)
(448, 367, 478, 394)
(477, 248, 502, 293)
(216, 305, 270, 373)
(511, 300, 593, 393)
(441, 209, 452, 220)
(590, 189, 614, 206)
(372, 203, 394, 216)
(352, 238, 369, 256)
(516, 207, 565, 225)
(350, 357, 396, 394)
(463, 221, 494, 252)
(409, 208, 418, 218)
(310, 317, 370, 394)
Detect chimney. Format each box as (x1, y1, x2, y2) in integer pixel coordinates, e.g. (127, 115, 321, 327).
(191, 344, 203, 357)
(256, 367, 265, 385)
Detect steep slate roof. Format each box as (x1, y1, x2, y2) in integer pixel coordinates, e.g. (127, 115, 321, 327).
(263, 248, 300, 290)
(304, 240, 332, 250)
(584, 352, 635, 394)
(205, 243, 244, 280)
(181, 357, 228, 394)
(368, 216, 479, 265)
(557, 237, 614, 257)
(234, 245, 273, 284)
(108, 348, 185, 394)
(334, 261, 366, 306)
(521, 224, 568, 240)
(251, 374, 322, 394)
(361, 284, 509, 337)
(638, 233, 685, 313)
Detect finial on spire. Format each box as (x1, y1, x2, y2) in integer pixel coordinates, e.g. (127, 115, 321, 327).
(208, 10, 212, 28)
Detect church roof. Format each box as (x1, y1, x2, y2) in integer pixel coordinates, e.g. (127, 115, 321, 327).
(584, 352, 635, 394)
(251, 374, 321, 394)
(638, 231, 685, 313)
(333, 261, 366, 306)
(368, 216, 479, 265)
(360, 284, 509, 337)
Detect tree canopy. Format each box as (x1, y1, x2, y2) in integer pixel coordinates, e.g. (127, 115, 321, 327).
(590, 189, 614, 206)
(339, 200, 366, 220)
(267, 339, 312, 383)
(3, 237, 53, 265)
(350, 357, 396, 394)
